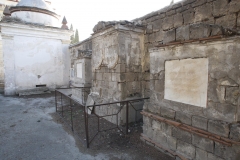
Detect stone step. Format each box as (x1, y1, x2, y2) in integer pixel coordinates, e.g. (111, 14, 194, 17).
(17, 87, 51, 96)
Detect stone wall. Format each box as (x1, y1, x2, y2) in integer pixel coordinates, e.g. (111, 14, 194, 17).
(69, 38, 92, 87)
(133, 0, 240, 159)
(0, 38, 3, 88)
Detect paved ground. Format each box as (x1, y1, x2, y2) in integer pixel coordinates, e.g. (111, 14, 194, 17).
(0, 93, 173, 160)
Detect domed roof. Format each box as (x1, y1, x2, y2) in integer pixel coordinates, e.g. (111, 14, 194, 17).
(17, 0, 51, 11)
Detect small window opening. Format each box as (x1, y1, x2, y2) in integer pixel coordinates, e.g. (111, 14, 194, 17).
(36, 84, 47, 87)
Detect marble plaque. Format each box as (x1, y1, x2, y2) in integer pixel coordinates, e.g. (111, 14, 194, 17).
(77, 63, 83, 78)
(164, 58, 208, 107)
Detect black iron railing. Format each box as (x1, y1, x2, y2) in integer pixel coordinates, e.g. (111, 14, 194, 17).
(55, 88, 149, 148)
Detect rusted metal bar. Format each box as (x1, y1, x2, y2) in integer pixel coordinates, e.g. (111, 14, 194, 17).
(126, 102, 129, 135)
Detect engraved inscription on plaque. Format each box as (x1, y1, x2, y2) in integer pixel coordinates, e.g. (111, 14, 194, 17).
(164, 58, 208, 107)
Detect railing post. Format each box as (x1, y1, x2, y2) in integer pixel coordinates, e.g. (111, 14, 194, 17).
(55, 90, 57, 112)
(126, 102, 129, 135)
(70, 99, 73, 131)
(84, 106, 89, 148)
(61, 93, 63, 117)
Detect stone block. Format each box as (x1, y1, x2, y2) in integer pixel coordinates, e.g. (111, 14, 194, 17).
(213, 0, 228, 17)
(194, 3, 213, 22)
(166, 9, 176, 16)
(177, 140, 196, 159)
(208, 153, 224, 160)
(115, 64, 126, 73)
(111, 73, 125, 82)
(215, 14, 237, 29)
(152, 120, 161, 130)
(226, 87, 239, 105)
(176, 25, 190, 41)
(173, 13, 183, 28)
(162, 16, 174, 30)
(160, 107, 176, 120)
(161, 122, 173, 135)
(196, 148, 207, 160)
(204, 103, 237, 123)
(211, 25, 223, 36)
(96, 72, 103, 80)
(148, 31, 164, 42)
(238, 14, 240, 27)
(175, 112, 192, 125)
(154, 79, 164, 93)
(103, 73, 112, 82)
(152, 19, 163, 32)
(230, 123, 240, 141)
(191, 0, 207, 7)
(183, 8, 194, 25)
(124, 73, 138, 82)
(143, 116, 152, 127)
(189, 23, 211, 39)
(163, 29, 176, 44)
(176, 4, 190, 13)
(192, 116, 208, 130)
(146, 24, 153, 34)
(167, 136, 177, 150)
(192, 134, 214, 152)
(208, 120, 230, 137)
(172, 128, 192, 144)
(229, 0, 240, 13)
(152, 130, 168, 147)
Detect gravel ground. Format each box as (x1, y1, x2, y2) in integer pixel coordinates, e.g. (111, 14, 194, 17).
(0, 93, 175, 160)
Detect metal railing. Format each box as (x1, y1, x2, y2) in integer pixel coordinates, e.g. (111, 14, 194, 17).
(55, 88, 149, 148)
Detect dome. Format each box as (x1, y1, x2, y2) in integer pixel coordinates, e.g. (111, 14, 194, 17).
(17, 0, 51, 11)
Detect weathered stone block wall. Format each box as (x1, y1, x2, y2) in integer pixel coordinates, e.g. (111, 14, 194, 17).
(91, 24, 146, 101)
(142, 38, 240, 160)
(69, 38, 92, 87)
(133, 0, 240, 159)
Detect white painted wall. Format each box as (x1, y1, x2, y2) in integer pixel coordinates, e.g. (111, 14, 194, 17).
(12, 11, 60, 27)
(1, 22, 72, 95)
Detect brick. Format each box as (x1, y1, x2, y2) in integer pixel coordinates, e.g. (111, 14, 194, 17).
(196, 148, 207, 160)
(230, 123, 240, 141)
(189, 23, 211, 39)
(160, 107, 175, 120)
(208, 120, 230, 137)
(208, 153, 224, 160)
(173, 13, 183, 28)
(215, 14, 237, 29)
(175, 112, 192, 125)
(177, 140, 196, 159)
(194, 3, 213, 22)
(192, 134, 214, 152)
(192, 116, 208, 130)
(213, 0, 228, 17)
(163, 29, 176, 44)
(162, 16, 174, 30)
(172, 127, 192, 144)
(176, 25, 190, 41)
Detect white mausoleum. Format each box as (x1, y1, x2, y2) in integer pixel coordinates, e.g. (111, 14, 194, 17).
(0, 0, 73, 95)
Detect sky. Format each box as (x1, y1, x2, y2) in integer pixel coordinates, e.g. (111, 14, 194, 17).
(51, 0, 183, 41)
